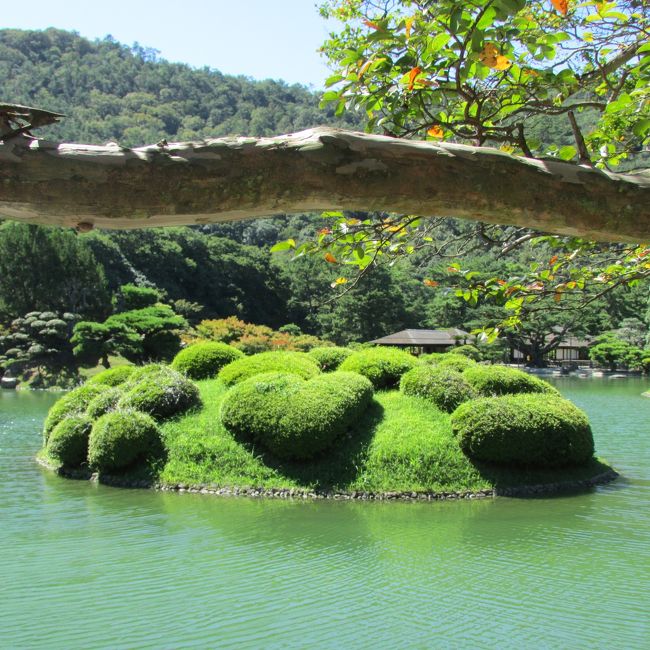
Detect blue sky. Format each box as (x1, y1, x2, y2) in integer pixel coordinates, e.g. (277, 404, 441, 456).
(1, 0, 336, 87)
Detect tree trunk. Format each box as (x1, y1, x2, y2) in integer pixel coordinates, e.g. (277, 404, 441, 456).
(0, 128, 648, 241)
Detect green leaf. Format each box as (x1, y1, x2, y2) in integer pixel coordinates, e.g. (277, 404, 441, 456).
(558, 145, 577, 161)
(632, 119, 650, 139)
(270, 239, 295, 252)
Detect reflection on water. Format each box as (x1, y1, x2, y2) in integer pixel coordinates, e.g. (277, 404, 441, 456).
(1, 378, 649, 648)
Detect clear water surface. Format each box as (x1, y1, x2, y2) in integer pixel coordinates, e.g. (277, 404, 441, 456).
(1, 378, 649, 649)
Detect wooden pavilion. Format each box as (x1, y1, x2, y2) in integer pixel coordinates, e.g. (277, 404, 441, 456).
(370, 329, 472, 355)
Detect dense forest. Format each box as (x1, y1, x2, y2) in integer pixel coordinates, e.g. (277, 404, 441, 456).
(0, 28, 648, 384)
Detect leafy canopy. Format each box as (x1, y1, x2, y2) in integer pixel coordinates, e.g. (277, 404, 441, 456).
(319, 0, 648, 165)
(272, 0, 650, 338)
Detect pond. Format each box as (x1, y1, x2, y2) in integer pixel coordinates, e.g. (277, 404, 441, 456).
(1, 377, 649, 649)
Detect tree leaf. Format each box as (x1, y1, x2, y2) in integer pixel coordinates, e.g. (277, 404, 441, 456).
(270, 239, 295, 252)
(551, 0, 569, 16)
(427, 125, 444, 138)
(479, 43, 500, 68)
(405, 16, 415, 40)
(324, 252, 338, 264)
(407, 66, 422, 91)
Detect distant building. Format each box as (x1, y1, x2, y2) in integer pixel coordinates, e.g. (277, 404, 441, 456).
(511, 334, 591, 364)
(370, 328, 472, 355)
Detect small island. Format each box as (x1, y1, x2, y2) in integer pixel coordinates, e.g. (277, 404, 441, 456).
(38, 344, 617, 499)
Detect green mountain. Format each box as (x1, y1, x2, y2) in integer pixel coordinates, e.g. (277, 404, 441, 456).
(0, 28, 362, 146)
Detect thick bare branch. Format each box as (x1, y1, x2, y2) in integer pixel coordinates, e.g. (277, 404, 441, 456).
(0, 128, 648, 242)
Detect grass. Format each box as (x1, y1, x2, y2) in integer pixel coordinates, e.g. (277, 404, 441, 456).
(156, 379, 612, 494)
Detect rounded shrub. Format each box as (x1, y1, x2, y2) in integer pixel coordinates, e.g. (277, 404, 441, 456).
(171, 341, 244, 379)
(338, 347, 418, 389)
(308, 346, 353, 372)
(449, 344, 481, 361)
(118, 365, 201, 421)
(43, 384, 111, 441)
(218, 351, 320, 387)
(420, 352, 447, 364)
(87, 366, 135, 387)
(220, 371, 374, 460)
(86, 387, 123, 419)
(88, 410, 162, 472)
(463, 365, 560, 397)
(400, 365, 476, 412)
(451, 394, 594, 467)
(47, 414, 93, 467)
(435, 355, 478, 373)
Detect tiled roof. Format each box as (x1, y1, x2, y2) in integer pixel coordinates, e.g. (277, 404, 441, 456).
(370, 328, 471, 346)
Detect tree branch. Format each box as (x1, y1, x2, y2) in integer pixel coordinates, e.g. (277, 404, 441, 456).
(0, 127, 648, 242)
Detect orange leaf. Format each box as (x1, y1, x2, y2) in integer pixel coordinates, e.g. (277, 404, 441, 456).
(479, 43, 500, 68)
(427, 125, 444, 139)
(407, 66, 422, 91)
(423, 279, 439, 287)
(447, 266, 459, 273)
(549, 255, 558, 265)
(363, 19, 382, 30)
(318, 227, 332, 235)
(405, 16, 415, 40)
(324, 252, 337, 264)
(551, 0, 569, 16)
(494, 55, 512, 71)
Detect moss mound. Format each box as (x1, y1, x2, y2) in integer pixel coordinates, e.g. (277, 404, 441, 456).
(339, 347, 418, 389)
(171, 342, 244, 380)
(43, 384, 111, 441)
(118, 365, 201, 421)
(451, 394, 594, 467)
(87, 366, 135, 387)
(46, 414, 93, 467)
(220, 371, 374, 460)
(400, 365, 476, 412)
(308, 346, 353, 372)
(88, 410, 162, 472)
(218, 351, 320, 387)
(464, 365, 560, 397)
(86, 387, 123, 419)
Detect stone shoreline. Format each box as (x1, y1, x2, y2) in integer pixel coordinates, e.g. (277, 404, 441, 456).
(36, 457, 619, 501)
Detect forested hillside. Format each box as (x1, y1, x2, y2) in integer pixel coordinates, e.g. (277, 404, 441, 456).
(0, 29, 648, 381)
(0, 28, 362, 145)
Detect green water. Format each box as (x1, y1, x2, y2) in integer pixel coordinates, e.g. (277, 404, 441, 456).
(1, 378, 649, 649)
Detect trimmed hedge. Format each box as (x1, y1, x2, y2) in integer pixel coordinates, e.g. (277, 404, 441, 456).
(400, 366, 476, 412)
(86, 387, 123, 419)
(463, 365, 560, 397)
(47, 414, 93, 467)
(308, 346, 353, 372)
(118, 365, 201, 421)
(339, 347, 418, 389)
(448, 344, 481, 361)
(451, 394, 594, 467)
(43, 384, 111, 441)
(218, 351, 320, 387)
(88, 410, 162, 472)
(220, 371, 374, 460)
(87, 366, 135, 387)
(171, 342, 244, 379)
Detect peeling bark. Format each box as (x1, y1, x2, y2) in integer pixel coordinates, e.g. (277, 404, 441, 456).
(0, 127, 648, 241)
